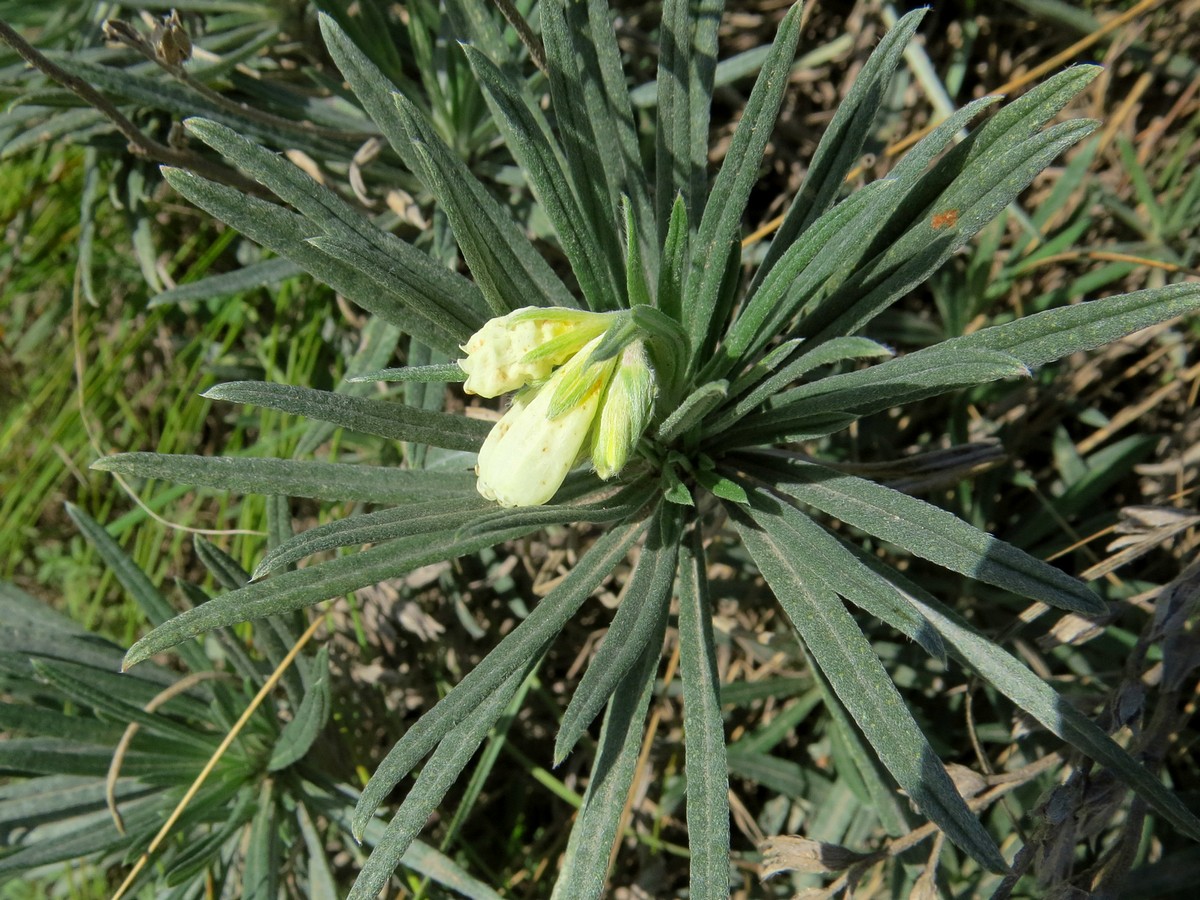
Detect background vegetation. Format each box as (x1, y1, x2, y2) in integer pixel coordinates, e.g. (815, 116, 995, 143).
(2, 0, 1198, 897)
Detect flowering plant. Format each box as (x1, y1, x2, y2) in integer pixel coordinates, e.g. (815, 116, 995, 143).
(87, 1, 1200, 897)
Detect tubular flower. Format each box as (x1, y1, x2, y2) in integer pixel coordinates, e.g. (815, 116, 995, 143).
(458, 307, 611, 398)
(461, 311, 657, 506)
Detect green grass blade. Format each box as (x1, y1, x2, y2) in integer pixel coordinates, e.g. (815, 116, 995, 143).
(203, 381, 491, 452)
(352, 517, 648, 837)
(729, 504, 1007, 872)
(92, 453, 476, 504)
(677, 520, 732, 899)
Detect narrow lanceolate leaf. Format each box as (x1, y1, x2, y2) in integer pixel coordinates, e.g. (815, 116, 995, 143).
(586, 0, 657, 274)
(392, 94, 577, 313)
(799, 67, 1102, 345)
(750, 8, 926, 291)
(713, 182, 890, 377)
(122, 517, 565, 670)
(203, 382, 492, 452)
(656, 381, 728, 443)
(349, 659, 538, 900)
(463, 44, 623, 311)
(92, 453, 476, 504)
(353, 518, 648, 837)
(347, 363, 466, 384)
(183, 117, 489, 331)
(541, 0, 628, 292)
(737, 454, 1104, 615)
(65, 504, 210, 674)
(684, 3, 802, 361)
(149, 257, 303, 307)
(846, 546, 1200, 844)
(160, 167, 466, 354)
(709, 336, 893, 433)
(317, 12, 423, 174)
(943, 282, 1200, 367)
(729, 506, 1008, 872)
(677, 521, 732, 899)
(555, 503, 677, 762)
(551, 603, 664, 900)
(758, 346, 1029, 423)
(730, 485, 945, 661)
(253, 497, 491, 578)
(655, 0, 724, 241)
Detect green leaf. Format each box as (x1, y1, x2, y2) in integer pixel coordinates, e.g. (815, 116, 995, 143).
(541, 0, 629, 295)
(555, 503, 677, 762)
(657, 193, 689, 322)
(739, 454, 1105, 615)
(349, 658, 538, 900)
(65, 504, 210, 674)
(715, 183, 890, 375)
(801, 69, 1102, 345)
(749, 9, 926, 290)
(253, 497, 490, 578)
(709, 336, 893, 433)
(160, 167, 467, 354)
(347, 362, 466, 384)
(677, 521, 732, 899)
(122, 518, 565, 670)
(184, 116, 490, 330)
(463, 43, 623, 311)
(847, 546, 1200, 844)
(730, 483, 946, 661)
(729, 505, 1007, 872)
(244, 781, 279, 900)
(268, 646, 331, 771)
(656, 380, 728, 443)
(550, 592, 664, 900)
(655, 0, 724, 240)
(944, 282, 1200, 367)
(203, 381, 491, 452)
(92, 453, 476, 504)
(353, 517, 648, 837)
(393, 93, 578, 313)
(761, 346, 1029, 422)
(148, 257, 303, 307)
(684, 3, 802, 360)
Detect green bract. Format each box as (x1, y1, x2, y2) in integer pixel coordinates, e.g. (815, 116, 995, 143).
(78, 1, 1200, 897)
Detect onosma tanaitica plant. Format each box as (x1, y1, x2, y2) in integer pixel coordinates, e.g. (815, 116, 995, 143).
(93, 2, 1200, 897)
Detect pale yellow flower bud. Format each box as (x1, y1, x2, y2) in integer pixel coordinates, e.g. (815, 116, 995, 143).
(459, 307, 610, 398)
(591, 341, 656, 480)
(475, 335, 617, 507)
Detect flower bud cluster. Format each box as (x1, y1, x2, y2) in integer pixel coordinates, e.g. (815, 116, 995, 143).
(459, 307, 656, 507)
